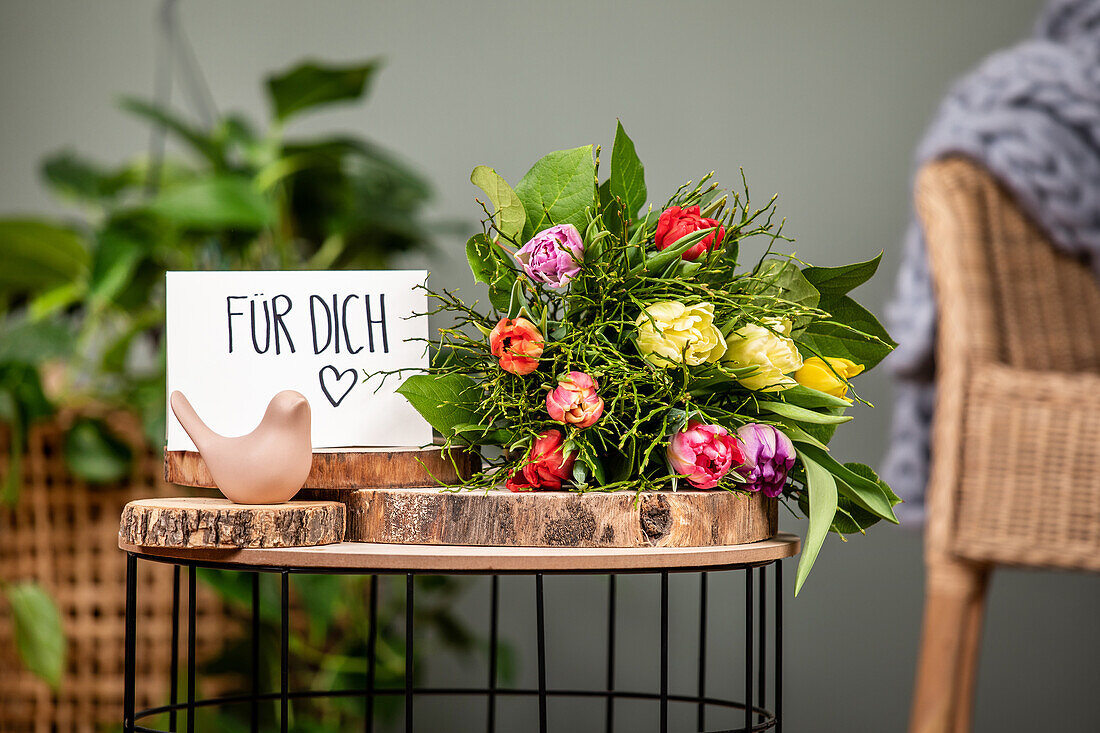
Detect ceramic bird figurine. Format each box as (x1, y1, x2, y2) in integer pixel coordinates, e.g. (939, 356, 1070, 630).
(170, 390, 313, 504)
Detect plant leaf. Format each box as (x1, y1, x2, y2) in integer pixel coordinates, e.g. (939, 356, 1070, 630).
(147, 176, 275, 230)
(796, 444, 899, 523)
(754, 259, 820, 311)
(609, 120, 647, 220)
(0, 219, 89, 295)
(780, 384, 851, 409)
(396, 374, 483, 441)
(266, 59, 379, 122)
(118, 97, 224, 166)
(514, 145, 595, 240)
(470, 166, 525, 243)
(798, 294, 896, 370)
(63, 418, 133, 483)
(802, 253, 882, 297)
(757, 400, 852, 425)
(794, 451, 838, 595)
(41, 150, 131, 202)
(7, 582, 66, 689)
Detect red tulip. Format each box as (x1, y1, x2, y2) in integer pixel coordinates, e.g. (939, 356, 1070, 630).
(654, 205, 725, 261)
(505, 429, 577, 491)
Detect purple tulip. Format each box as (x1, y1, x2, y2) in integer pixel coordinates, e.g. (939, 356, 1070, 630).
(515, 224, 584, 288)
(735, 424, 796, 498)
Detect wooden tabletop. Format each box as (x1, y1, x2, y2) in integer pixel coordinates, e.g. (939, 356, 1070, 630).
(118, 532, 801, 574)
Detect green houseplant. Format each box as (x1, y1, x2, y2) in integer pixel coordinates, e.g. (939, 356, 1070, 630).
(0, 58, 473, 728)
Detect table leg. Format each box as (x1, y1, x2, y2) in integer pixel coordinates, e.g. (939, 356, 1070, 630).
(697, 572, 707, 732)
(170, 565, 180, 733)
(487, 575, 499, 733)
(406, 574, 414, 733)
(366, 574, 378, 733)
(187, 566, 196, 733)
(536, 574, 547, 733)
(280, 570, 289, 733)
(250, 572, 259, 733)
(759, 566, 766, 726)
(124, 554, 137, 733)
(776, 561, 783, 733)
(606, 575, 616, 733)
(745, 567, 754, 733)
(660, 571, 669, 733)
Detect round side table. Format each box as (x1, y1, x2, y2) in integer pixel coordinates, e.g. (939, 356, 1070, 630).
(118, 535, 800, 733)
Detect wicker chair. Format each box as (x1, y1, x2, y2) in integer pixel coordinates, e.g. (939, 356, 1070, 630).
(909, 157, 1100, 733)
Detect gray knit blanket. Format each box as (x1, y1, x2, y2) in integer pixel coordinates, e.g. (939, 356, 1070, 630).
(881, 0, 1100, 525)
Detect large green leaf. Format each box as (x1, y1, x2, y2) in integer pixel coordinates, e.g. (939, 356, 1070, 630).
(609, 121, 647, 220)
(118, 97, 225, 166)
(0, 220, 89, 294)
(754, 259, 820, 311)
(0, 319, 74, 364)
(780, 384, 851, 410)
(41, 150, 131, 202)
(514, 145, 595, 241)
(465, 234, 517, 312)
(396, 373, 482, 440)
(147, 176, 275, 230)
(7, 582, 65, 689)
(63, 418, 133, 483)
(802, 252, 882, 297)
(794, 451, 838, 595)
(266, 59, 379, 122)
(470, 166, 525, 243)
(757, 400, 852, 425)
(798, 294, 896, 370)
(796, 443, 899, 523)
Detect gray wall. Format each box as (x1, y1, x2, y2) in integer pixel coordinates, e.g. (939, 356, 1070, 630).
(2, 1, 1098, 730)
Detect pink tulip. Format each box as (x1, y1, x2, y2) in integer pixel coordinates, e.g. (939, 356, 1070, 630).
(667, 421, 745, 489)
(546, 371, 604, 429)
(505, 429, 577, 491)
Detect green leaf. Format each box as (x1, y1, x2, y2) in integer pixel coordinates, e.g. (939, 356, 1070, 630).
(754, 259, 820, 310)
(118, 97, 224, 166)
(794, 451, 838, 595)
(266, 59, 379, 122)
(609, 121, 647, 220)
(802, 253, 882, 297)
(780, 385, 851, 410)
(397, 374, 483, 440)
(0, 319, 74, 364)
(147, 176, 275, 230)
(89, 228, 144, 304)
(465, 234, 517, 312)
(7, 582, 66, 689)
(798, 294, 896, 370)
(846, 461, 902, 507)
(40, 150, 130, 202)
(470, 166, 526, 243)
(630, 225, 717, 275)
(63, 418, 133, 483)
(0, 219, 89, 295)
(757, 400, 852, 425)
(796, 443, 899, 523)
(514, 145, 595, 241)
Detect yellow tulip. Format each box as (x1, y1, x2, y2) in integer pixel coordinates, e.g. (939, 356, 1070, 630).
(722, 319, 803, 392)
(794, 356, 865, 399)
(635, 301, 726, 367)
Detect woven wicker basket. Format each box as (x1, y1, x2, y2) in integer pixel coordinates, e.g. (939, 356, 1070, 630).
(0, 412, 226, 732)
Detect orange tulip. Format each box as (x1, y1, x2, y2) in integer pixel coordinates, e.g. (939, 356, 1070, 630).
(489, 317, 545, 375)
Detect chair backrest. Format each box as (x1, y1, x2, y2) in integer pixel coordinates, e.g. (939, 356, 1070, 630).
(917, 157, 1100, 374)
(916, 157, 1100, 571)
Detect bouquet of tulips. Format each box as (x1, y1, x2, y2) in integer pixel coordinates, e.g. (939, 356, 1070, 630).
(394, 123, 899, 591)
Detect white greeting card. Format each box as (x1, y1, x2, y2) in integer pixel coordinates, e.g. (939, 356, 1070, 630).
(165, 270, 432, 451)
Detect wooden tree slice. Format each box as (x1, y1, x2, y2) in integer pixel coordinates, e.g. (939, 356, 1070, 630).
(164, 447, 476, 490)
(301, 487, 777, 548)
(120, 497, 345, 549)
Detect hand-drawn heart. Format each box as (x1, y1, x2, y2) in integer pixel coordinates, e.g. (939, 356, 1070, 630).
(318, 366, 357, 407)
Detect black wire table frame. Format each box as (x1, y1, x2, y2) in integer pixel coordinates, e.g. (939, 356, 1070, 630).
(122, 542, 794, 733)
